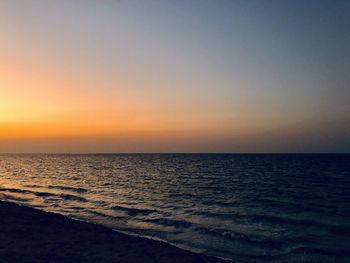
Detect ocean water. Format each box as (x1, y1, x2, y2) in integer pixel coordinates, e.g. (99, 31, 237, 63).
(0, 154, 349, 262)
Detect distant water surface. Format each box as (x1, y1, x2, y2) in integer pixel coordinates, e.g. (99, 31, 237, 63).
(0, 154, 349, 262)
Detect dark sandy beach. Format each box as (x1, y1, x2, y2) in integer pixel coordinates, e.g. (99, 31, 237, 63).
(0, 201, 232, 263)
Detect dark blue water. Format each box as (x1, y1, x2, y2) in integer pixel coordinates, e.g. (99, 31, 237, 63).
(0, 154, 349, 262)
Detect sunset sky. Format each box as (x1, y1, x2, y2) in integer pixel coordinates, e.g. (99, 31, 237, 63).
(1, 0, 349, 153)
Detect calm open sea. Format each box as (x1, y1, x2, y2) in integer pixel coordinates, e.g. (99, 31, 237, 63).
(0, 154, 349, 262)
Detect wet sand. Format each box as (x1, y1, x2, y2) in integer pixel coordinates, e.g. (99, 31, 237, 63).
(0, 201, 232, 263)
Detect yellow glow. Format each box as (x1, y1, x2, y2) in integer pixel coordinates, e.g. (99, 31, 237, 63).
(1, 55, 267, 154)
(0, 60, 245, 140)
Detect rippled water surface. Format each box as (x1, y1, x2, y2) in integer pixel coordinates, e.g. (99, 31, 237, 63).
(0, 154, 349, 262)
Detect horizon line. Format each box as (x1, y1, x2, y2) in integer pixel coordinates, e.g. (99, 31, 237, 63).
(0, 152, 349, 155)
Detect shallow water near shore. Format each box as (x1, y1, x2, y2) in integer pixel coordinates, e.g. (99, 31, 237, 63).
(0, 154, 349, 262)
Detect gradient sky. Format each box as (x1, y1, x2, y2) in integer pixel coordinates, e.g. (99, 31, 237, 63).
(1, 0, 349, 153)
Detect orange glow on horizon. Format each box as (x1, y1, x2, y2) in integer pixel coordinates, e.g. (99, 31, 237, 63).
(1, 59, 252, 141)
(0, 52, 276, 151)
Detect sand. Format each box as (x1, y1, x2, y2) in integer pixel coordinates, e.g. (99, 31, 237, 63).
(0, 201, 232, 263)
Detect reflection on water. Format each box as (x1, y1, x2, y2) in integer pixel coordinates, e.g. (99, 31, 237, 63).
(0, 154, 349, 262)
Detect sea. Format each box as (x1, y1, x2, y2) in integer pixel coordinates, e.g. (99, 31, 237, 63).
(0, 154, 349, 262)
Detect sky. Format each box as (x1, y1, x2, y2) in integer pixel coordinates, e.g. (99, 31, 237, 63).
(0, 0, 349, 153)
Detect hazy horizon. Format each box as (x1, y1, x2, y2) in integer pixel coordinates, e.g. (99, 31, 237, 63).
(1, 0, 350, 153)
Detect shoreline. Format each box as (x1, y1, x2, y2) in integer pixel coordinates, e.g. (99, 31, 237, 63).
(0, 200, 233, 263)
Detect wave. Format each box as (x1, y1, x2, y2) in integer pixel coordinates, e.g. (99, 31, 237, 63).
(191, 210, 240, 220)
(111, 205, 155, 216)
(195, 226, 286, 250)
(48, 185, 88, 193)
(58, 194, 88, 202)
(278, 245, 350, 258)
(257, 197, 343, 216)
(0, 187, 87, 203)
(201, 200, 238, 207)
(0, 193, 32, 202)
(248, 213, 350, 233)
(0, 188, 28, 194)
(144, 218, 193, 229)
